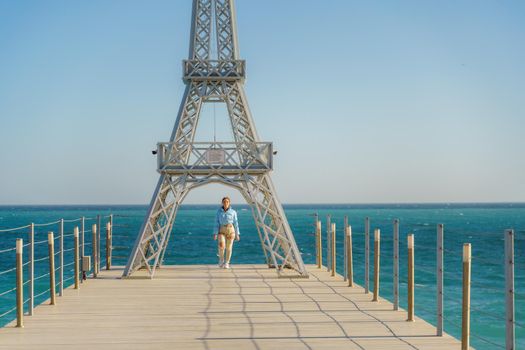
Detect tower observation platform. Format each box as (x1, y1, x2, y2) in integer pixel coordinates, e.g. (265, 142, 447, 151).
(183, 59, 246, 81)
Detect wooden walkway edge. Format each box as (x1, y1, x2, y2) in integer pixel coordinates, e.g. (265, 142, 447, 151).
(0, 264, 464, 350)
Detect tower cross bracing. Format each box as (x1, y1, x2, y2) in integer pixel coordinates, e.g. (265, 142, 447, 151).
(123, 0, 308, 278)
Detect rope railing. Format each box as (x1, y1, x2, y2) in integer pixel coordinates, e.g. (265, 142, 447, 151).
(63, 275, 75, 283)
(414, 244, 436, 253)
(33, 220, 61, 227)
(34, 239, 48, 246)
(0, 307, 17, 319)
(470, 331, 506, 349)
(443, 317, 506, 349)
(0, 213, 115, 326)
(415, 265, 435, 276)
(0, 267, 16, 277)
(0, 247, 16, 254)
(33, 288, 51, 300)
(0, 287, 16, 297)
(111, 234, 129, 239)
(314, 215, 522, 350)
(33, 256, 49, 263)
(444, 290, 525, 330)
(0, 224, 31, 233)
(62, 218, 82, 223)
(471, 254, 505, 266)
(33, 272, 50, 282)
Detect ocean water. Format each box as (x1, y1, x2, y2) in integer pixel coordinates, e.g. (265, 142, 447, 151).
(0, 203, 524, 349)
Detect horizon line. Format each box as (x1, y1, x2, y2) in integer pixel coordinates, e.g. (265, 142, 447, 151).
(1, 201, 524, 207)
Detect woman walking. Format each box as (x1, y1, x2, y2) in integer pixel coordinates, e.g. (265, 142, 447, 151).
(213, 197, 240, 268)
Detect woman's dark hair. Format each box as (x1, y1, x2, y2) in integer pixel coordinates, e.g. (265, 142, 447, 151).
(222, 197, 230, 202)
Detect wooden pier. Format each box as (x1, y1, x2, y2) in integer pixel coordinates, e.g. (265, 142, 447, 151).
(0, 264, 463, 350)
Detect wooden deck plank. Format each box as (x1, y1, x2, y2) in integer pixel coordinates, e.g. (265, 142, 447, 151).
(0, 264, 465, 349)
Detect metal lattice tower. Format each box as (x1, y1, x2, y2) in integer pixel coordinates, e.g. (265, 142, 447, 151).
(123, 0, 308, 278)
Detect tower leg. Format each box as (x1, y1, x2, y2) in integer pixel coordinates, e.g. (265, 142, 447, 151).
(123, 175, 188, 277)
(242, 174, 308, 277)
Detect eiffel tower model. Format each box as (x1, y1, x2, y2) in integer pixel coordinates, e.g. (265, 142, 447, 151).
(123, 0, 308, 278)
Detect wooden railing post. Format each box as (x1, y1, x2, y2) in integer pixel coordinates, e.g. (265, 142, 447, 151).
(316, 220, 322, 269)
(331, 223, 336, 277)
(28, 223, 34, 316)
(16, 238, 24, 328)
(365, 217, 370, 294)
(393, 219, 399, 311)
(74, 227, 80, 289)
(505, 229, 515, 350)
(437, 224, 444, 336)
(347, 225, 353, 287)
(326, 215, 331, 272)
(92, 224, 98, 278)
(48, 232, 56, 305)
(106, 222, 112, 270)
(462, 243, 471, 350)
(373, 229, 380, 301)
(407, 234, 414, 321)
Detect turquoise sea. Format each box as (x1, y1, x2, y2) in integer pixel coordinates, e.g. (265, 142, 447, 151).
(0, 203, 524, 349)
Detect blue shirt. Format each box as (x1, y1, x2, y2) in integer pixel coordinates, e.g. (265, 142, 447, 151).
(214, 207, 240, 236)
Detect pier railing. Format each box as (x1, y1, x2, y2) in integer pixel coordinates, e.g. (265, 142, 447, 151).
(0, 214, 116, 327)
(314, 215, 523, 350)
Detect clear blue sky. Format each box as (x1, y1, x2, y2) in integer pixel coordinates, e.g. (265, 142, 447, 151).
(0, 0, 524, 205)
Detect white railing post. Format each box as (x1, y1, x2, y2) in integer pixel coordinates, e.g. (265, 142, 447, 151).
(365, 217, 370, 294)
(48, 232, 56, 305)
(317, 220, 322, 269)
(331, 223, 336, 277)
(437, 224, 444, 336)
(343, 216, 348, 281)
(28, 223, 34, 316)
(407, 234, 414, 322)
(393, 219, 399, 311)
(97, 215, 101, 271)
(81, 216, 85, 263)
(106, 221, 112, 270)
(59, 219, 64, 296)
(74, 227, 80, 289)
(373, 229, 380, 302)
(505, 229, 515, 350)
(92, 224, 98, 277)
